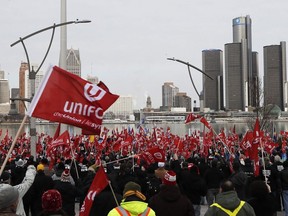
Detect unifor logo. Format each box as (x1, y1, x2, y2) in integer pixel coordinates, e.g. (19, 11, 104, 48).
(153, 152, 163, 160)
(84, 83, 106, 102)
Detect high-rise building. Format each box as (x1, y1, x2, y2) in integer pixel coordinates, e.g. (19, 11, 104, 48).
(175, 92, 191, 112)
(202, 49, 224, 111)
(225, 15, 258, 111)
(66, 48, 81, 77)
(0, 70, 4, 79)
(225, 43, 245, 110)
(106, 95, 133, 119)
(26, 65, 43, 102)
(0, 80, 9, 104)
(19, 62, 28, 115)
(10, 88, 20, 114)
(263, 41, 287, 111)
(161, 82, 179, 111)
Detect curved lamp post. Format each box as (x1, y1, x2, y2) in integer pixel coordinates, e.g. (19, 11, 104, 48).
(167, 57, 213, 99)
(10, 19, 91, 158)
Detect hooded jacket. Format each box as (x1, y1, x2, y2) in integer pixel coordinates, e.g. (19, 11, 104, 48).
(148, 185, 195, 216)
(108, 197, 155, 216)
(204, 191, 256, 216)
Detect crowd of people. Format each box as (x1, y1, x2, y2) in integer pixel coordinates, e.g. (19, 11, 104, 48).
(0, 145, 286, 216)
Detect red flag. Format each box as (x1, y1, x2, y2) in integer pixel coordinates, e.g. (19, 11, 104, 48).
(46, 130, 70, 155)
(185, 113, 201, 124)
(141, 147, 165, 165)
(200, 117, 212, 129)
(79, 166, 109, 216)
(27, 66, 119, 135)
(53, 123, 61, 140)
(251, 118, 261, 176)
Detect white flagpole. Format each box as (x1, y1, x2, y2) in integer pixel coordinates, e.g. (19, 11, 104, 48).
(0, 115, 28, 176)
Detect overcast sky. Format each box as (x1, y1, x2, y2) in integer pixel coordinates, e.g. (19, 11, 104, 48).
(1, 0, 287, 109)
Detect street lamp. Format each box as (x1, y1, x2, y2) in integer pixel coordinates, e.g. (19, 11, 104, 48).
(167, 57, 213, 98)
(10, 19, 91, 158)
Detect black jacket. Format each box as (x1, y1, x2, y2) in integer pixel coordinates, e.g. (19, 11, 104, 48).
(148, 184, 195, 216)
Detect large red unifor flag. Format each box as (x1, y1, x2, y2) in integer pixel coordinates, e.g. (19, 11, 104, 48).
(27, 66, 119, 135)
(79, 166, 109, 216)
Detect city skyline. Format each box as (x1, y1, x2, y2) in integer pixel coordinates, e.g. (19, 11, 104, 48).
(1, 0, 288, 109)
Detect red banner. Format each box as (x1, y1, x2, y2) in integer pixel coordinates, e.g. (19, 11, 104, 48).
(79, 166, 109, 216)
(27, 66, 119, 135)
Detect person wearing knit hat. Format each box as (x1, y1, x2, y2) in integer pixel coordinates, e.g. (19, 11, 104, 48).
(30, 163, 54, 216)
(162, 170, 177, 186)
(38, 189, 68, 216)
(60, 170, 70, 183)
(108, 181, 156, 216)
(54, 170, 82, 216)
(155, 162, 167, 180)
(149, 170, 195, 216)
(0, 183, 19, 213)
(37, 163, 45, 172)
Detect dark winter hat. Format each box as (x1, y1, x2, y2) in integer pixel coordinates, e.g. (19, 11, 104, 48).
(123, 181, 142, 195)
(0, 171, 11, 183)
(61, 169, 70, 182)
(123, 181, 146, 201)
(163, 170, 177, 186)
(0, 184, 19, 210)
(42, 189, 62, 212)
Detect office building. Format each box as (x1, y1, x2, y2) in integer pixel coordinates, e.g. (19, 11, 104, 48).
(19, 62, 29, 115)
(161, 82, 179, 111)
(106, 95, 133, 119)
(225, 43, 245, 110)
(175, 92, 191, 112)
(0, 79, 9, 104)
(224, 15, 259, 111)
(202, 49, 224, 111)
(66, 48, 81, 77)
(263, 41, 287, 111)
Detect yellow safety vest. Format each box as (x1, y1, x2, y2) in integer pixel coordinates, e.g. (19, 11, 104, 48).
(211, 201, 245, 216)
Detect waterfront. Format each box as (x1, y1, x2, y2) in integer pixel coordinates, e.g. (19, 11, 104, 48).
(1, 119, 288, 138)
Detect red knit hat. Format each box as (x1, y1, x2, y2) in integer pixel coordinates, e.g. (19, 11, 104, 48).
(42, 189, 62, 212)
(163, 170, 177, 185)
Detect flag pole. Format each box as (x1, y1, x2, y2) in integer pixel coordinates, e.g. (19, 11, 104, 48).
(108, 181, 119, 206)
(0, 115, 28, 176)
(260, 139, 268, 184)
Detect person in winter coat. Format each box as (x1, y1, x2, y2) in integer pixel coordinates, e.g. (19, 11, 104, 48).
(204, 159, 224, 205)
(178, 162, 207, 216)
(38, 189, 68, 216)
(229, 161, 248, 200)
(13, 164, 37, 216)
(204, 180, 256, 216)
(0, 183, 20, 216)
(148, 170, 195, 216)
(53, 169, 82, 216)
(51, 162, 75, 185)
(29, 164, 54, 216)
(88, 184, 122, 216)
(247, 180, 277, 216)
(108, 181, 155, 216)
